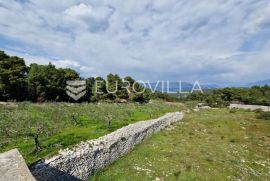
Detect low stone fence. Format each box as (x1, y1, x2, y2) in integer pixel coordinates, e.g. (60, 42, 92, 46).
(30, 112, 184, 181)
(229, 104, 270, 112)
(0, 149, 35, 181)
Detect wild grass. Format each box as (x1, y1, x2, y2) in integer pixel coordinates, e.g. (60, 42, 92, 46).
(91, 109, 270, 181)
(256, 111, 270, 120)
(0, 101, 184, 164)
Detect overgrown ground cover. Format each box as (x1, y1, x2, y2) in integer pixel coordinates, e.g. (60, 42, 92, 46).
(91, 109, 270, 181)
(0, 101, 184, 164)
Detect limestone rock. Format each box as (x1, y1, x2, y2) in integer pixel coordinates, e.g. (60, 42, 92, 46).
(0, 149, 35, 181)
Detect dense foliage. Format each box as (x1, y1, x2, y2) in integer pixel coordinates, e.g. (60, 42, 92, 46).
(0, 51, 28, 101)
(184, 86, 270, 107)
(27, 63, 80, 102)
(0, 50, 149, 103)
(256, 111, 270, 120)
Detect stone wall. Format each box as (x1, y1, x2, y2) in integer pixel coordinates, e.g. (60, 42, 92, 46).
(229, 104, 270, 112)
(0, 149, 35, 181)
(30, 112, 183, 181)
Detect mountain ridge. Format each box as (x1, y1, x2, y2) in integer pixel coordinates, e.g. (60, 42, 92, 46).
(145, 79, 270, 92)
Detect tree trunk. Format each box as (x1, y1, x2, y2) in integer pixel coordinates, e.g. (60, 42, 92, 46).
(34, 133, 42, 152)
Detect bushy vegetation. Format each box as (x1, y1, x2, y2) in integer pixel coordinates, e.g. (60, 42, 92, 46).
(0, 51, 28, 101)
(0, 50, 149, 103)
(0, 101, 184, 164)
(184, 86, 270, 107)
(149, 92, 180, 102)
(91, 109, 270, 180)
(256, 111, 270, 120)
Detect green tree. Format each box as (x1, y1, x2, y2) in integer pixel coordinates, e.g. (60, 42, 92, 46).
(58, 68, 80, 101)
(106, 74, 129, 100)
(28, 63, 79, 102)
(124, 76, 149, 102)
(83, 77, 95, 102)
(0, 51, 28, 101)
(91, 76, 107, 102)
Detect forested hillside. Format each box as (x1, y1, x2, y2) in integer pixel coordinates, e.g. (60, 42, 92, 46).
(185, 86, 270, 106)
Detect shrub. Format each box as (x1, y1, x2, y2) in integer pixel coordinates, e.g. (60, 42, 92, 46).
(256, 112, 270, 120)
(229, 108, 237, 113)
(254, 108, 263, 113)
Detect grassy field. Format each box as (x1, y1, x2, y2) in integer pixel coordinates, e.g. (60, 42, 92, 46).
(0, 101, 184, 164)
(91, 109, 270, 181)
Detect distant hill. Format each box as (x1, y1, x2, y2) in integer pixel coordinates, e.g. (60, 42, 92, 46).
(144, 79, 270, 93)
(246, 79, 270, 87)
(145, 82, 221, 92)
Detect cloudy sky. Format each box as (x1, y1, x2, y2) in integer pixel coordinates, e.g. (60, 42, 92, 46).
(0, 0, 270, 84)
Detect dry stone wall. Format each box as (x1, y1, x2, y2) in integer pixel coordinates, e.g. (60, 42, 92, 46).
(31, 112, 183, 181)
(0, 149, 35, 181)
(229, 104, 270, 112)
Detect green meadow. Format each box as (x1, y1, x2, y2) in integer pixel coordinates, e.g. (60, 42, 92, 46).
(91, 109, 270, 181)
(0, 101, 184, 164)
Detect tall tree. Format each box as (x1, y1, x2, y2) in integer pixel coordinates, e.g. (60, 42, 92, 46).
(124, 76, 149, 102)
(0, 51, 28, 101)
(106, 74, 128, 100)
(91, 76, 107, 102)
(84, 77, 95, 102)
(28, 63, 79, 102)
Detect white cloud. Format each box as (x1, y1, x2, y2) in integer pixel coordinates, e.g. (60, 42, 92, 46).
(3, 49, 85, 70)
(0, 0, 270, 83)
(65, 3, 112, 21)
(243, 3, 270, 34)
(65, 3, 93, 18)
(53, 59, 81, 68)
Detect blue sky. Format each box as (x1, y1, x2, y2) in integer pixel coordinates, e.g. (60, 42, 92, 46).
(0, 0, 270, 84)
